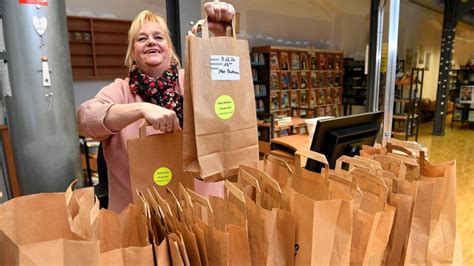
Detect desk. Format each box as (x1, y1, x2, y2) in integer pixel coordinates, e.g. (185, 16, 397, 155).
(258, 117, 307, 154)
(270, 133, 311, 162)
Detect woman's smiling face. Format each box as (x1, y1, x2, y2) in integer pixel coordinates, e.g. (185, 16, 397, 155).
(132, 22, 171, 76)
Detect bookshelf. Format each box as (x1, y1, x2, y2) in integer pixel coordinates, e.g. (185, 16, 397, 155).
(251, 45, 343, 119)
(342, 58, 367, 115)
(450, 66, 474, 128)
(392, 68, 424, 141)
(67, 16, 131, 80)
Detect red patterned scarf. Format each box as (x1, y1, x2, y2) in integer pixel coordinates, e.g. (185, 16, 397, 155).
(129, 63, 183, 126)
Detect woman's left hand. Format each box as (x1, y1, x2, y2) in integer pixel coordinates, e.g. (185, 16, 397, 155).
(194, 1, 235, 36)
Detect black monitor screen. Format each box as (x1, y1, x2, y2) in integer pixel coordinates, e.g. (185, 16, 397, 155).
(305, 111, 384, 172)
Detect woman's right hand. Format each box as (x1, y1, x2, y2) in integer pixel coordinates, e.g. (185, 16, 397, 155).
(140, 103, 180, 133)
(104, 102, 179, 133)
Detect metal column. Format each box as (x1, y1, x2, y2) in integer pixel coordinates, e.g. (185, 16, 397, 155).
(432, 0, 474, 135)
(367, 0, 382, 112)
(1, 1, 82, 194)
(382, 0, 401, 147)
(167, 0, 181, 61)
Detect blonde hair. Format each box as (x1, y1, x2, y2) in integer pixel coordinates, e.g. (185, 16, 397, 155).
(124, 10, 180, 68)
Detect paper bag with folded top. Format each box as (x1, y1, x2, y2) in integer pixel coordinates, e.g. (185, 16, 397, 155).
(128, 124, 194, 206)
(0, 190, 100, 265)
(287, 150, 356, 265)
(237, 169, 296, 266)
(183, 18, 259, 181)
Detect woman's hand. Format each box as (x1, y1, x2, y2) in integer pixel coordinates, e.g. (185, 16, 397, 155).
(193, 1, 235, 36)
(104, 102, 179, 133)
(140, 103, 180, 133)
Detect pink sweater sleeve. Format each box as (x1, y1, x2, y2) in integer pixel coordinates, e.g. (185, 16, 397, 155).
(77, 78, 128, 140)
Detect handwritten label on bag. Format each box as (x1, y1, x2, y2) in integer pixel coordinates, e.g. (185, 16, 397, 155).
(210, 55, 240, 80)
(215, 95, 235, 120)
(153, 167, 172, 186)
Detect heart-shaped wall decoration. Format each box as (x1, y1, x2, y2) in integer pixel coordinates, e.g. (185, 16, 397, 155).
(32, 16, 47, 36)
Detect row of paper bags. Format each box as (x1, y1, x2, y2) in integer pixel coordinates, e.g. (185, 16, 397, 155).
(0, 139, 463, 265)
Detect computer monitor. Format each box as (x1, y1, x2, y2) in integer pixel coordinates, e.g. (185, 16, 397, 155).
(305, 111, 384, 172)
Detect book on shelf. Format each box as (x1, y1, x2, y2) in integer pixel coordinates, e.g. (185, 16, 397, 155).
(310, 72, 318, 88)
(334, 72, 341, 86)
(252, 68, 258, 82)
(309, 90, 316, 106)
(325, 89, 333, 104)
(251, 53, 265, 66)
(327, 72, 334, 87)
(334, 54, 341, 71)
(280, 91, 289, 109)
(327, 54, 334, 70)
(291, 53, 300, 70)
(300, 73, 308, 89)
(270, 52, 279, 70)
(300, 90, 308, 106)
(311, 55, 318, 70)
(301, 53, 309, 70)
(333, 104, 340, 117)
(270, 72, 279, 90)
(280, 52, 289, 70)
(317, 89, 325, 105)
(291, 72, 299, 90)
(317, 107, 326, 116)
(254, 84, 267, 97)
(256, 99, 265, 112)
(290, 91, 298, 108)
(325, 105, 333, 116)
(280, 72, 290, 90)
(318, 53, 327, 70)
(270, 92, 279, 111)
(319, 73, 326, 87)
(333, 88, 340, 104)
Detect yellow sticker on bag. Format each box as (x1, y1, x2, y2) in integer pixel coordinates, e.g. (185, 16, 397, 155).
(214, 95, 235, 120)
(153, 167, 172, 186)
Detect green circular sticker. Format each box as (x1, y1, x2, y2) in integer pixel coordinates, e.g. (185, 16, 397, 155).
(214, 95, 235, 120)
(153, 167, 172, 186)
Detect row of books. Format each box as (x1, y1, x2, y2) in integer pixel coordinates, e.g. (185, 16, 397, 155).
(251, 53, 266, 66)
(270, 88, 342, 111)
(270, 71, 342, 90)
(270, 51, 342, 71)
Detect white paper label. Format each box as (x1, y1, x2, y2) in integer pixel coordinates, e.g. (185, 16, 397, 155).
(210, 55, 240, 81)
(42, 60, 51, 87)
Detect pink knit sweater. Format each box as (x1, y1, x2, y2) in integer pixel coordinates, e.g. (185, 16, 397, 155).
(77, 71, 223, 213)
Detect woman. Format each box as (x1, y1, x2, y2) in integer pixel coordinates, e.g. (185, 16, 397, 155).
(77, 2, 235, 213)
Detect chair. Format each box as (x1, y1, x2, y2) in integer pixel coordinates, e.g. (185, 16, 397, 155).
(94, 143, 108, 209)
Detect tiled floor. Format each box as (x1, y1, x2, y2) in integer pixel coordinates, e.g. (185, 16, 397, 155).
(416, 120, 473, 264)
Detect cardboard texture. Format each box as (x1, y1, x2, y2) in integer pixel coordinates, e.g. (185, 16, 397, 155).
(128, 130, 194, 205)
(183, 19, 259, 181)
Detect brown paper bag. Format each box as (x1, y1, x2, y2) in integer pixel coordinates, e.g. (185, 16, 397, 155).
(128, 126, 194, 205)
(0, 192, 100, 265)
(184, 19, 259, 181)
(237, 169, 296, 266)
(404, 158, 457, 264)
(334, 166, 395, 265)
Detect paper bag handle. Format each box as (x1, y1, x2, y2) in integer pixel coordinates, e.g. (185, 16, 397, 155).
(259, 170, 283, 208)
(224, 180, 245, 204)
(166, 187, 188, 225)
(335, 155, 375, 174)
(186, 188, 215, 229)
(238, 168, 262, 206)
(328, 173, 364, 199)
(386, 143, 416, 159)
(265, 154, 294, 186)
(195, 17, 236, 39)
(295, 149, 329, 177)
(373, 154, 407, 180)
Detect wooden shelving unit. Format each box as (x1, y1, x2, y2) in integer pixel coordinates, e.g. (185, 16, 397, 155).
(67, 16, 131, 80)
(392, 68, 424, 141)
(251, 45, 343, 119)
